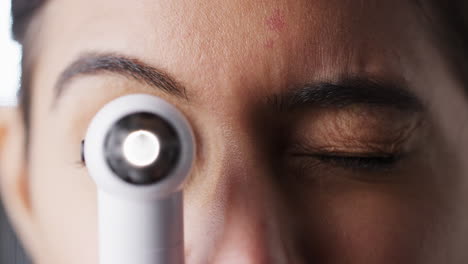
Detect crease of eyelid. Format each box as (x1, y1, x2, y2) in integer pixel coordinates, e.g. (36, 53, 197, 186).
(288, 145, 402, 158)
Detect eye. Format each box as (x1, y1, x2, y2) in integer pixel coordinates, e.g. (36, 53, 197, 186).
(282, 103, 425, 179)
(285, 150, 407, 183)
(303, 153, 403, 171)
(285, 139, 410, 180)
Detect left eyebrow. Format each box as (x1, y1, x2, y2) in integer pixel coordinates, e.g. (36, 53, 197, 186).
(268, 77, 424, 112)
(53, 53, 187, 107)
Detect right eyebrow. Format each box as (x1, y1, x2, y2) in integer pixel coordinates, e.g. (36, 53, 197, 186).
(52, 53, 187, 107)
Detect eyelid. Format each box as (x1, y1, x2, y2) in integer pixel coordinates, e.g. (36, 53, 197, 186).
(286, 138, 409, 172)
(287, 102, 426, 149)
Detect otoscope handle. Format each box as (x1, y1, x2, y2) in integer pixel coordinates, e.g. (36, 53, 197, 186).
(98, 190, 184, 264)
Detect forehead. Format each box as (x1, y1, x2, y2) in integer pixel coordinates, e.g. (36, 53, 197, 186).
(35, 0, 422, 104)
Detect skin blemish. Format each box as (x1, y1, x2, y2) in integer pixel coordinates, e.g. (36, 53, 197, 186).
(265, 9, 286, 33)
(264, 39, 275, 49)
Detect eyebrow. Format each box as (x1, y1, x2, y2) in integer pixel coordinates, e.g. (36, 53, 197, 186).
(269, 78, 424, 112)
(53, 53, 187, 106)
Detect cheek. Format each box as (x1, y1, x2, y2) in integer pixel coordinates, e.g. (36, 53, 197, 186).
(291, 179, 447, 264)
(323, 193, 428, 263)
(29, 117, 98, 263)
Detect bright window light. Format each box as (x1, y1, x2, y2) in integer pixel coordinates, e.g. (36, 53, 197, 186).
(0, 0, 21, 106)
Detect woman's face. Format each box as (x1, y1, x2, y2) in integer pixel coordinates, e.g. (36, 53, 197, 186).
(2, 0, 468, 263)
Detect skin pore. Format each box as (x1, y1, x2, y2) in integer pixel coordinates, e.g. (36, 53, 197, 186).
(1, 0, 468, 263)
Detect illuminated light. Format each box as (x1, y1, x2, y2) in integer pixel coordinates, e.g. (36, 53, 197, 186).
(122, 130, 160, 167)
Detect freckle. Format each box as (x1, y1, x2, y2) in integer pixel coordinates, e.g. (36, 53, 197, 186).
(183, 29, 194, 39)
(264, 39, 275, 48)
(265, 9, 286, 33)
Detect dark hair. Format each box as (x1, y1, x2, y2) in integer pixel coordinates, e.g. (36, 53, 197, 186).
(10, 0, 468, 143)
(416, 1, 468, 94)
(11, 0, 42, 43)
(11, 0, 44, 145)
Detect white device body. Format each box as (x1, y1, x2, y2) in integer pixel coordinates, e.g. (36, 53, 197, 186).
(98, 191, 184, 264)
(84, 94, 195, 264)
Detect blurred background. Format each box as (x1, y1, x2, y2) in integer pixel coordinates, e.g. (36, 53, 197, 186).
(1, 0, 31, 263)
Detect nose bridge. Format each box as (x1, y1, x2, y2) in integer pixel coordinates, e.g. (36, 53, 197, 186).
(211, 116, 277, 221)
(210, 144, 288, 263)
(213, 176, 285, 264)
(184, 118, 292, 263)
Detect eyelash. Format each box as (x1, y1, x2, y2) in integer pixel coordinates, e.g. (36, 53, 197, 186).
(312, 153, 402, 170)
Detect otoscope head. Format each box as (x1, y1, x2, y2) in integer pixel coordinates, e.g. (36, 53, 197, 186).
(83, 94, 194, 199)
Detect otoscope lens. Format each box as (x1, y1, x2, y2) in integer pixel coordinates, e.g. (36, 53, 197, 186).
(122, 130, 161, 167)
(104, 112, 181, 185)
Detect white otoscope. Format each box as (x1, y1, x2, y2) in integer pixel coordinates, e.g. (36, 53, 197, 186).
(82, 94, 195, 264)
